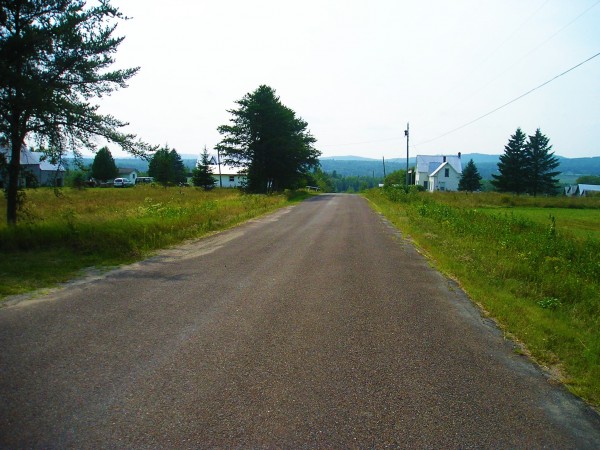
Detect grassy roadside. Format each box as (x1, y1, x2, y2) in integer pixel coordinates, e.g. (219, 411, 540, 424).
(0, 186, 310, 300)
(364, 188, 600, 407)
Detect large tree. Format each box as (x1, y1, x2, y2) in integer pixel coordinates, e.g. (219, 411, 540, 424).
(492, 128, 528, 194)
(148, 145, 187, 186)
(0, 0, 149, 225)
(216, 85, 320, 193)
(524, 128, 560, 196)
(458, 159, 482, 192)
(192, 146, 216, 190)
(91, 146, 117, 182)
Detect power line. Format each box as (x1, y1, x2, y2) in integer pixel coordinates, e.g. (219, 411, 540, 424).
(430, 0, 600, 130)
(414, 50, 600, 147)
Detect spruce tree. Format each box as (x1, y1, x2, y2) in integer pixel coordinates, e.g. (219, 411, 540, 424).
(216, 85, 320, 193)
(492, 128, 528, 194)
(192, 147, 216, 190)
(458, 159, 482, 192)
(148, 146, 187, 186)
(524, 129, 560, 196)
(91, 147, 118, 182)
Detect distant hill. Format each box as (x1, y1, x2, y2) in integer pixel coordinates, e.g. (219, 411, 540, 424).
(65, 153, 600, 183)
(319, 154, 600, 183)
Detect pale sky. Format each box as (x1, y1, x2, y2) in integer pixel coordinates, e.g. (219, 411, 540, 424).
(97, 0, 600, 159)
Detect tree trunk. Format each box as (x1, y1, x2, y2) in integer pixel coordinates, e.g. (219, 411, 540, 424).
(6, 137, 22, 226)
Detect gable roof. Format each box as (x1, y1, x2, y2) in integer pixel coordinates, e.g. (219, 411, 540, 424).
(417, 155, 462, 175)
(429, 161, 461, 177)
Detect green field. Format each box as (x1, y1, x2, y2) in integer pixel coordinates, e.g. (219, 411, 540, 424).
(0, 186, 308, 299)
(479, 207, 600, 240)
(365, 188, 600, 408)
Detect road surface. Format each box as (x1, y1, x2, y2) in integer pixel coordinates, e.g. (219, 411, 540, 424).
(1, 194, 599, 448)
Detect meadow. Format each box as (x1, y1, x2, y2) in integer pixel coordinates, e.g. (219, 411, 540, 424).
(365, 188, 600, 407)
(0, 186, 307, 299)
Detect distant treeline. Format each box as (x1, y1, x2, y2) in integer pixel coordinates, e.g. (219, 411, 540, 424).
(66, 154, 600, 187)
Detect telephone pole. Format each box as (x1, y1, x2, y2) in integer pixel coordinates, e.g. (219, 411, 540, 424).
(404, 122, 410, 186)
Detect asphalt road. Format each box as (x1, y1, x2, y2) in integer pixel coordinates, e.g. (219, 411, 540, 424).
(1, 194, 599, 448)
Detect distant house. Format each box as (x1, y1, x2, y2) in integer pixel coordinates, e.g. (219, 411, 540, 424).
(197, 153, 246, 188)
(564, 184, 600, 197)
(116, 168, 139, 184)
(0, 146, 65, 188)
(415, 154, 463, 192)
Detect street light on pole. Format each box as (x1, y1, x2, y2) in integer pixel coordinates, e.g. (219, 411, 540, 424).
(404, 122, 409, 187)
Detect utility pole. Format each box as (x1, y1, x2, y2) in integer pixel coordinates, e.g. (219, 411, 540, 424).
(404, 122, 410, 186)
(382, 156, 386, 178)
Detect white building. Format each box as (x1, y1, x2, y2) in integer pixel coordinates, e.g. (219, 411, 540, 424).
(0, 146, 65, 187)
(564, 184, 600, 197)
(415, 154, 463, 192)
(197, 153, 246, 188)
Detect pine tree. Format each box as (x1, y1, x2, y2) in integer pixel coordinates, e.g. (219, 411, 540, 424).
(216, 85, 320, 193)
(0, 1, 150, 225)
(192, 147, 216, 190)
(458, 159, 482, 192)
(91, 147, 118, 182)
(524, 129, 560, 196)
(492, 128, 528, 194)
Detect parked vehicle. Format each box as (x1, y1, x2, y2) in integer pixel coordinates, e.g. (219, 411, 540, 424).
(113, 178, 133, 187)
(136, 176, 154, 184)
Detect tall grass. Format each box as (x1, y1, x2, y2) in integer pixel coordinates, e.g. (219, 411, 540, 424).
(365, 188, 600, 407)
(0, 186, 307, 298)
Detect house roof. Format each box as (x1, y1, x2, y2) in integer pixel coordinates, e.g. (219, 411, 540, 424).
(429, 161, 460, 177)
(417, 155, 462, 175)
(117, 167, 138, 174)
(1, 146, 65, 172)
(208, 164, 245, 176)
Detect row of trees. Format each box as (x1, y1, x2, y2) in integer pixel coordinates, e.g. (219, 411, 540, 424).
(492, 128, 560, 196)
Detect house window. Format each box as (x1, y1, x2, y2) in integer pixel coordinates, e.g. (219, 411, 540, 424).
(444, 168, 450, 178)
(229, 176, 235, 182)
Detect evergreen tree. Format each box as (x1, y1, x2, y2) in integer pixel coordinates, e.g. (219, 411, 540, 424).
(0, 1, 150, 225)
(492, 128, 528, 194)
(458, 159, 482, 192)
(192, 147, 216, 190)
(91, 147, 118, 182)
(524, 128, 560, 196)
(216, 85, 320, 193)
(148, 146, 187, 185)
(170, 149, 187, 185)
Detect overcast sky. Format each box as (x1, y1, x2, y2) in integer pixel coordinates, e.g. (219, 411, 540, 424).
(98, 0, 600, 159)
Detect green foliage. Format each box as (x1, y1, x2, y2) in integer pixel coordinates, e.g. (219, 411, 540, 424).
(192, 147, 216, 190)
(384, 169, 407, 187)
(525, 128, 560, 196)
(458, 159, 482, 192)
(492, 128, 560, 196)
(148, 146, 187, 186)
(366, 189, 600, 406)
(0, 0, 151, 225)
(216, 85, 320, 193)
(492, 128, 528, 193)
(66, 170, 89, 189)
(575, 175, 600, 185)
(91, 147, 118, 182)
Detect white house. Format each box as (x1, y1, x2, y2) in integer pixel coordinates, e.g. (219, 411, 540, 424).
(197, 153, 246, 188)
(564, 184, 600, 197)
(116, 167, 139, 184)
(415, 154, 463, 192)
(0, 146, 66, 188)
